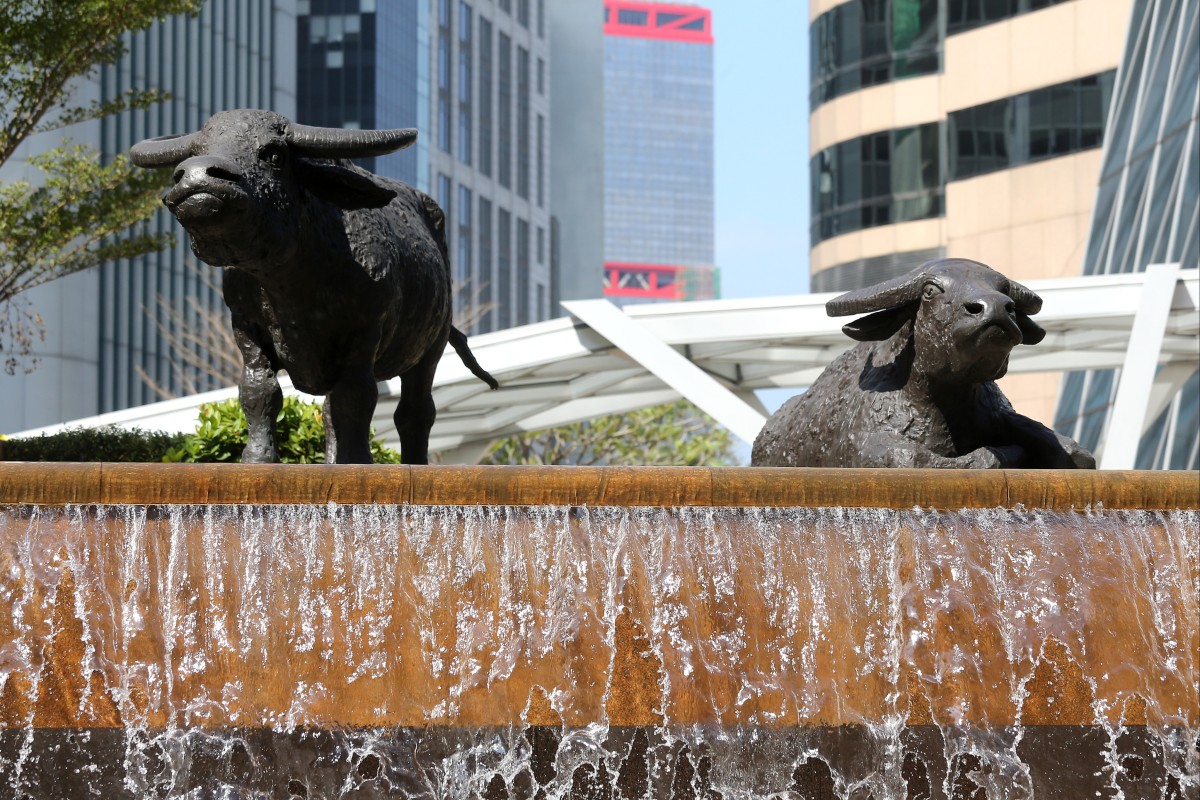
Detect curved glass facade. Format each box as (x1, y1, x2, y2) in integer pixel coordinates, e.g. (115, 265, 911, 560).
(946, 0, 1071, 36)
(812, 246, 945, 292)
(810, 0, 939, 108)
(948, 71, 1116, 181)
(1054, 0, 1198, 469)
(812, 71, 1116, 245)
(811, 122, 943, 244)
(810, 0, 1072, 109)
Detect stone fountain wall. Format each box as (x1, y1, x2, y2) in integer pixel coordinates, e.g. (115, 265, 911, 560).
(0, 464, 1196, 799)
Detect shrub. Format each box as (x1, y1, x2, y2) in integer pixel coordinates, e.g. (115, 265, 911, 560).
(163, 396, 403, 464)
(0, 426, 185, 462)
(481, 400, 736, 466)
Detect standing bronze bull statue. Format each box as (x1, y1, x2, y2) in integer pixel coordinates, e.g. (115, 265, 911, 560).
(132, 109, 497, 464)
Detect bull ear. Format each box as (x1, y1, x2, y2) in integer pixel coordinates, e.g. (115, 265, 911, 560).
(841, 304, 913, 341)
(1016, 313, 1046, 345)
(294, 159, 396, 210)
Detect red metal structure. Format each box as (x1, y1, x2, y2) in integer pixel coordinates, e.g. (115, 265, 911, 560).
(602, 262, 718, 301)
(603, 1, 714, 45)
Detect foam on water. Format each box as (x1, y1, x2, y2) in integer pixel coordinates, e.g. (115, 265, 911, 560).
(0, 504, 1196, 798)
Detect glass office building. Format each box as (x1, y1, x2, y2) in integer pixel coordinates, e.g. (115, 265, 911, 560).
(807, 0, 1133, 425)
(0, 2, 297, 431)
(602, 1, 717, 303)
(1053, 0, 1198, 469)
(297, 0, 424, 187)
(298, 0, 554, 333)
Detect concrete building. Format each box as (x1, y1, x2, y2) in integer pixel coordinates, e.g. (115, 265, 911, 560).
(808, 0, 1132, 424)
(0, 2, 297, 433)
(1052, 0, 1198, 469)
(602, 0, 717, 303)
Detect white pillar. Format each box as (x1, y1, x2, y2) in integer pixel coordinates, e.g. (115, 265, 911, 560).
(1100, 263, 1181, 469)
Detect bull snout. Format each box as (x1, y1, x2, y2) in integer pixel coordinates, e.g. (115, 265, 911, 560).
(164, 155, 245, 221)
(963, 291, 1020, 342)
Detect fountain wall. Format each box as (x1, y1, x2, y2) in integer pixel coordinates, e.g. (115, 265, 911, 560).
(0, 464, 1196, 798)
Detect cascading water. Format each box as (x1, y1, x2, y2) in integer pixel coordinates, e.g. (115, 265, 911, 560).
(0, 503, 1196, 799)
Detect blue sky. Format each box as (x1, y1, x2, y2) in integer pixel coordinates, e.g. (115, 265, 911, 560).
(707, 0, 811, 299)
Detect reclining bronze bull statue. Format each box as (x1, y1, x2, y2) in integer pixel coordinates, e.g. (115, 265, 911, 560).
(752, 258, 1095, 469)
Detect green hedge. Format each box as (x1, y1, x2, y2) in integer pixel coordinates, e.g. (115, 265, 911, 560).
(0, 426, 186, 462)
(2, 397, 402, 464)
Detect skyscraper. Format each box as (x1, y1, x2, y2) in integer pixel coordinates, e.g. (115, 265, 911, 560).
(808, 0, 1131, 424)
(602, 1, 717, 303)
(0, 2, 298, 431)
(1053, 0, 1198, 469)
(297, 0, 560, 332)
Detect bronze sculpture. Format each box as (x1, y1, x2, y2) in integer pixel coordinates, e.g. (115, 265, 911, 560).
(752, 258, 1095, 469)
(131, 109, 497, 464)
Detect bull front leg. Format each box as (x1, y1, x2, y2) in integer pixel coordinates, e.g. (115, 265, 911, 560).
(234, 328, 283, 463)
(324, 367, 378, 464)
(859, 431, 1023, 469)
(1002, 414, 1096, 469)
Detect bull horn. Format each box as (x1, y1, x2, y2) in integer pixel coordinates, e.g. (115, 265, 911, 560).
(287, 124, 417, 158)
(826, 269, 927, 317)
(1007, 279, 1043, 315)
(129, 132, 199, 167)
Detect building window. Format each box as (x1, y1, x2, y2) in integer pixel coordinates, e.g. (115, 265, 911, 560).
(537, 0, 545, 37)
(438, 0, 452, 153)
(517, 219, 530, 324)
(438, 173, 453, 231)
(457, 2, 472, 165)
(478, 196, 493, 332)
(536, 113, 544, 207)
(517, 46, 530, 199)
(537, 56, 544, 95)
(809, 0, 940, 110)
(457, 185, 472, 300)
(948, 71, 1116, 181)
(498, 33, 512, 188)
(517, 0, 530, 28)
(499, 0, 510, 14)
(536, 225, 544, 264)
(536, 282, 546, 321)
(325, 49, 343, 69)
(618, 9, 647, 25)
(810, 122, 943, 244)
(947, 0, 1071, 36)
(498, 208, 512, 328)
(479, 17, 493, 177)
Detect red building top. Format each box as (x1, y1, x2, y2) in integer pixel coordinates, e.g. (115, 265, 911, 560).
(603, 1, 713, 44)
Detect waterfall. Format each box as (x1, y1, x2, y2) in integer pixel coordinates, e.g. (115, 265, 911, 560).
(0, 504, 1196, 798)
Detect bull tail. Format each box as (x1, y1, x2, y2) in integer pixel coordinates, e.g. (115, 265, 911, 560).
(449, 326, 499, 390)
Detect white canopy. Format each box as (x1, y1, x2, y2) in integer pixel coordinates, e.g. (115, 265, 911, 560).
(13, 266, 1198, 468)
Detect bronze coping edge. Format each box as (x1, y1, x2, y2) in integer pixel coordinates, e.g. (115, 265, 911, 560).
(0, 463, 1196, 509)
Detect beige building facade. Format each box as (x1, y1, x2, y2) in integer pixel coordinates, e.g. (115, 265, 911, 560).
(808, 0, 1133, 424)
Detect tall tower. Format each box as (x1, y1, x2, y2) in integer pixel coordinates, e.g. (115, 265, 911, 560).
(1053, 0, 1198, 469)
(602, 1, 717, 304)
(297, 0, 558, 333)
(0, 2, 298, 431)
(808, 0, 1131, 424)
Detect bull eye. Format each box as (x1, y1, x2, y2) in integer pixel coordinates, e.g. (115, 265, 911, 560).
(922, 284, 943, 300)
(258, 144, 286, 168)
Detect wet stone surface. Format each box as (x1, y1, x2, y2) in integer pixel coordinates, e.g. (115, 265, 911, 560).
(0, 725, 1193, 799)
